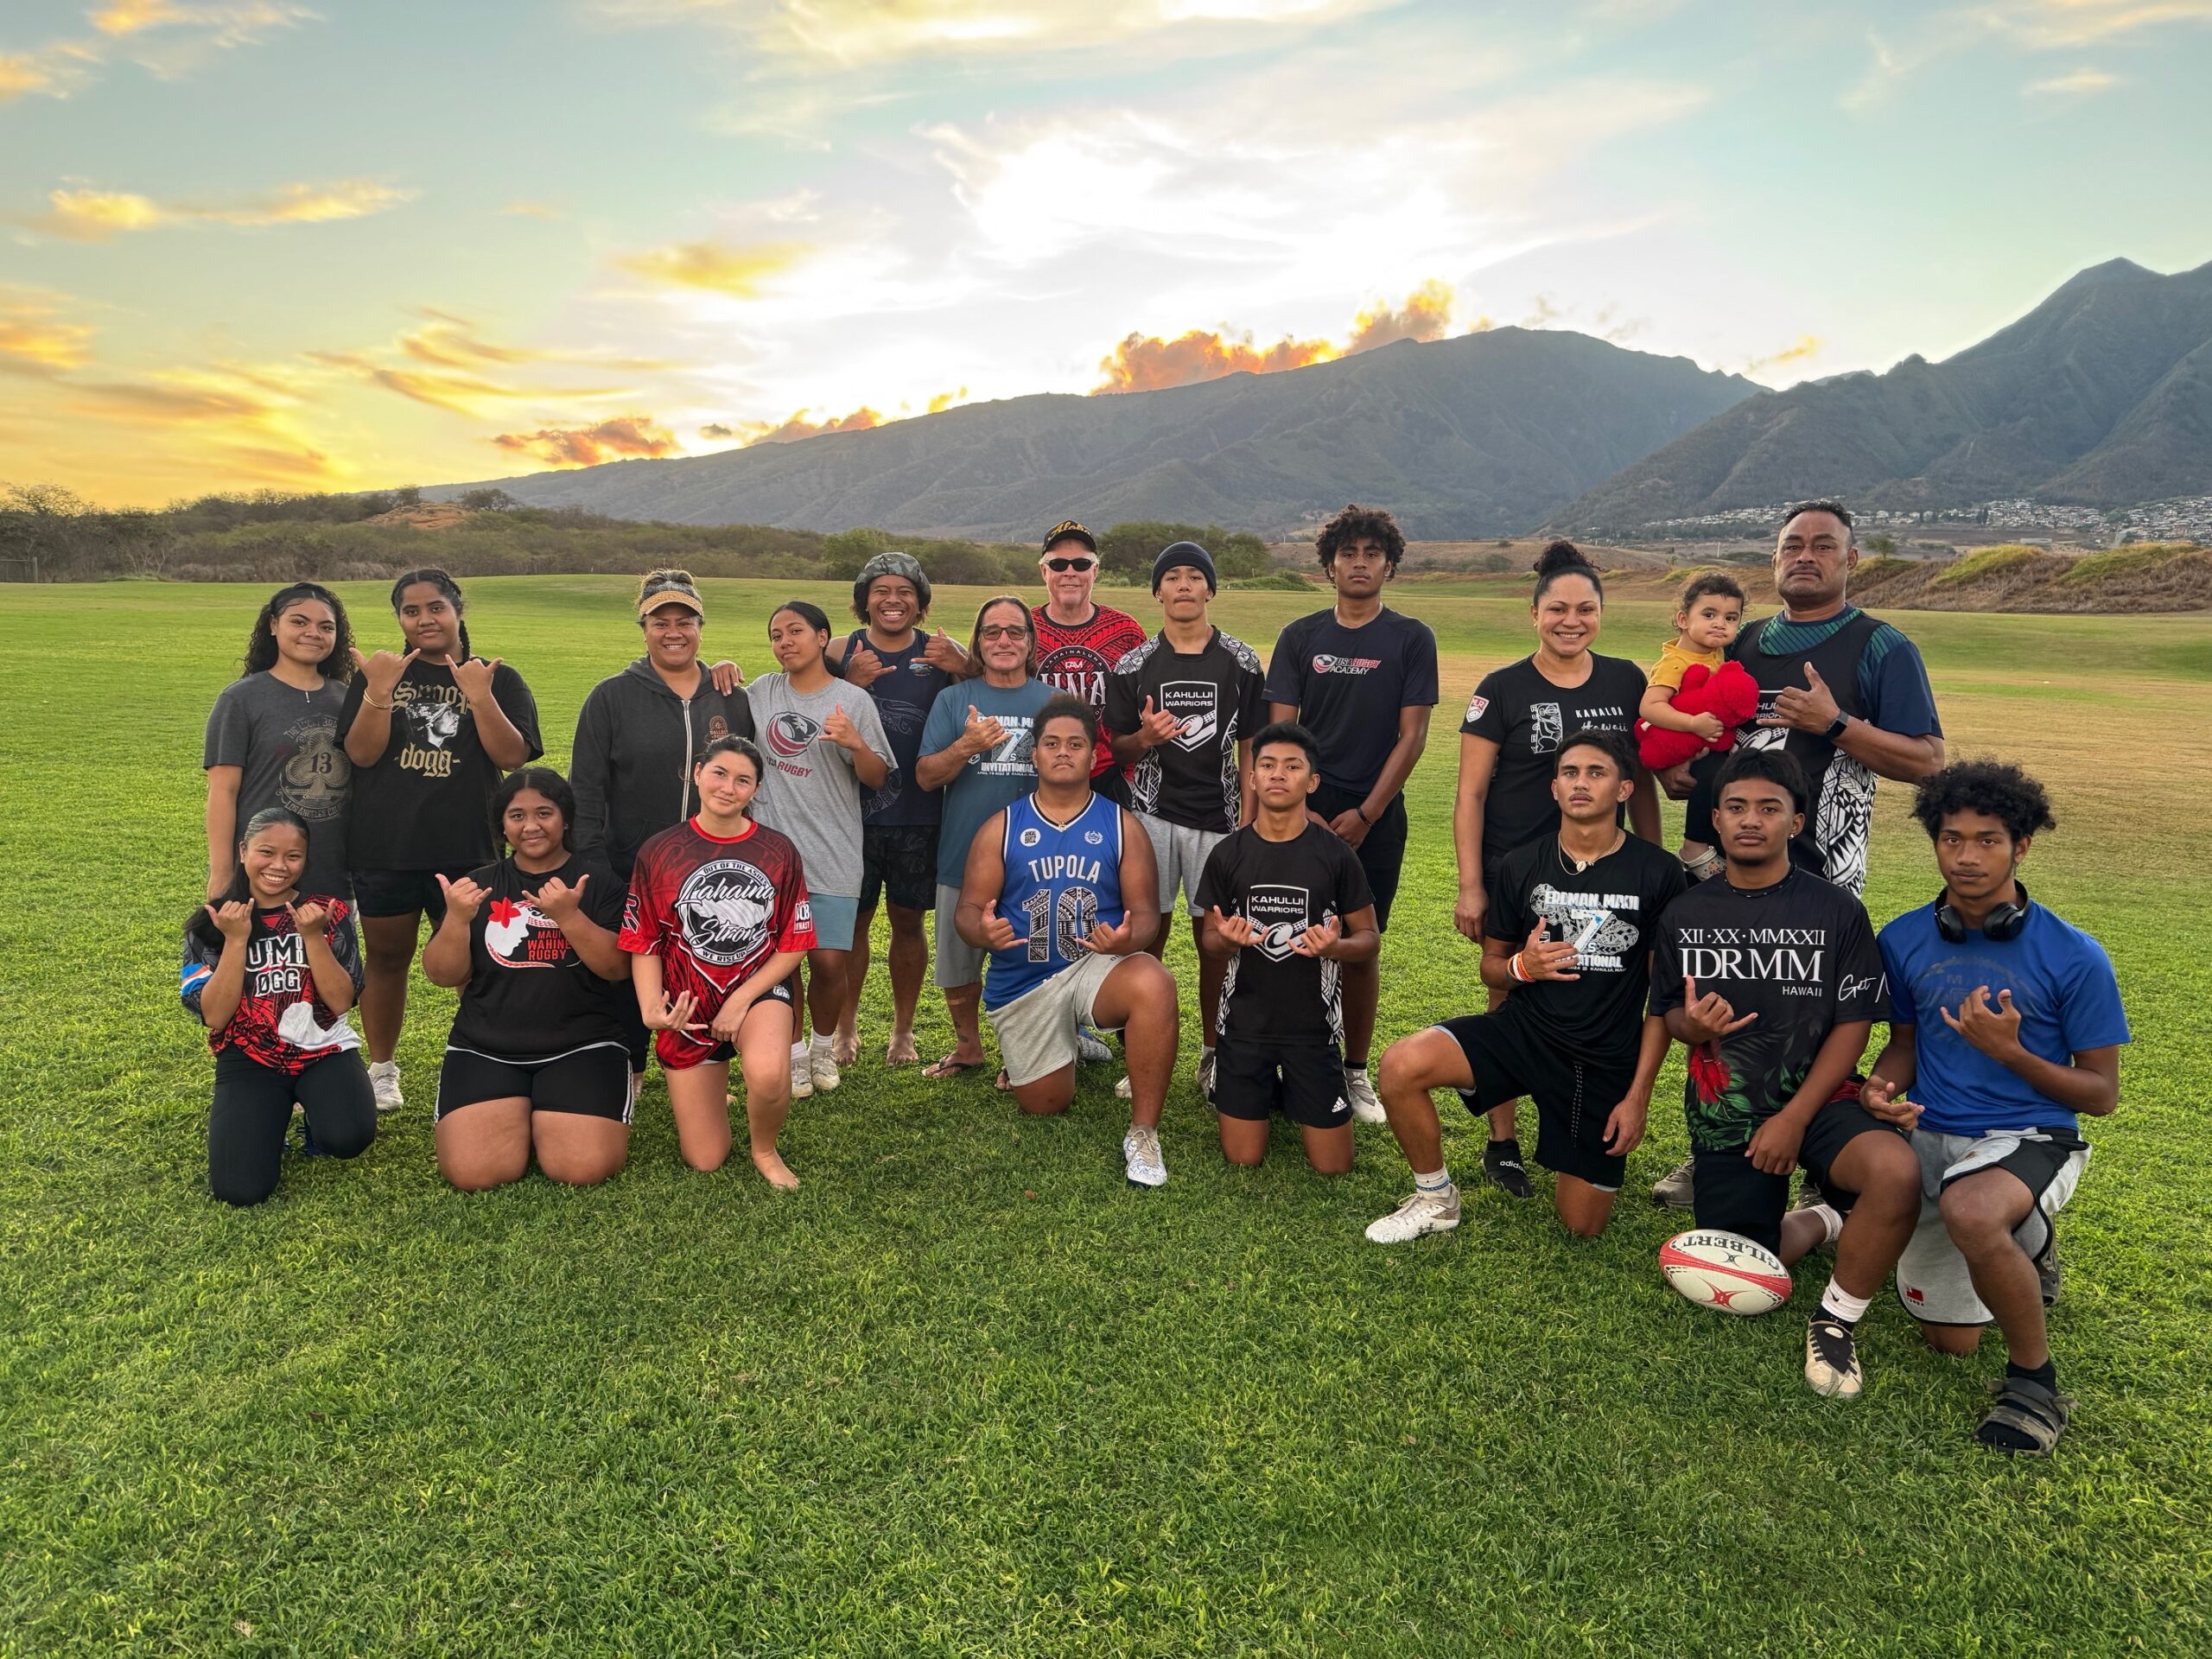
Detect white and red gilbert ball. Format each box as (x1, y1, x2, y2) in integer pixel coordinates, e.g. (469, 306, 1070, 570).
(1660, 1230, 1792, 1316)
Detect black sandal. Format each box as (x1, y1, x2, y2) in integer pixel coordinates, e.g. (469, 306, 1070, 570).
(1976, 1376, 2073, 1455)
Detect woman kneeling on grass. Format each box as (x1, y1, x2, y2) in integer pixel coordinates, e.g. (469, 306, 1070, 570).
(620, 736, 816, 1187)
(181, 807, 376, 1206)
(422, 768, 633, 1192)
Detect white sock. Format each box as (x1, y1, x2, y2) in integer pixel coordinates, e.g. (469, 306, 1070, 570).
(791, 1040, 809, 1063)
(1808, 1202, 1846, 1247)
(1415, 1166, 1454, 1196)
(810, 1032, 835, 1056)
(1818, 1277, 1872, 1326)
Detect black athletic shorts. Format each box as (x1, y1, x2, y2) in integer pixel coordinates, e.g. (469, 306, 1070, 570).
(1213, 1040, 1353, 1130)
(657, 978, 797, 1071)
(1312, 783, 1408, 931)
(859, 823, 940, 912)
(352, 866, 474, 922)
(435, 1041, 633, 1124)
(1436, 1001, 1637, 1190)
(1692, 1082, 1904, 1255)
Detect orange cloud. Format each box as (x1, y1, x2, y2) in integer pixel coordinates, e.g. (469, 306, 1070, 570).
(925, 385, 969, 413)
(0, 301, 96, 373)
(1742, 334, 1823, 376)
(0, 42, 102, 102)
(29, 178, 412, 239)
(740, 406, 881, 444)
(1094, 282, 1465, 393)
(1344, 278, 1455, 353)
(492, 416, 681, 467)
(1094, 328, 1334, 394)
(617, 238, 812, 297)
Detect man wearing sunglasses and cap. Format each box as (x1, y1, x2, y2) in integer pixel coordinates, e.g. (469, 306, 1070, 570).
(1033, 522, 1148, 807)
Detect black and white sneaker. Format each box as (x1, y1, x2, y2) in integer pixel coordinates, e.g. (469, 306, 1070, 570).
(1804, 1317, 1864, 1400)
(1481, 1140, 1533, 1199)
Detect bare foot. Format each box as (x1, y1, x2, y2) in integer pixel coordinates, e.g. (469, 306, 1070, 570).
(885, 1030, 919, 1067)
(751, 1147, 800, 1190)
(832, 1028, 861, 1068)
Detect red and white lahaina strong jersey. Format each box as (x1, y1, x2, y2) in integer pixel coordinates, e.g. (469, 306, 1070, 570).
(619, 818, 817, 1009)
(1032, 603, 1147, 778)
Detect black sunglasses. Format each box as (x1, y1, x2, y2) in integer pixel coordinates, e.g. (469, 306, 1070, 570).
(1043, 556, 1096, 572)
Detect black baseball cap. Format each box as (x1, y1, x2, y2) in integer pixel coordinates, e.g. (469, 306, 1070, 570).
(1042, 519, 1096, 556)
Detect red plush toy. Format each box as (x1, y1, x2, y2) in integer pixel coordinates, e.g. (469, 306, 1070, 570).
(1635, 660, 1760, 770)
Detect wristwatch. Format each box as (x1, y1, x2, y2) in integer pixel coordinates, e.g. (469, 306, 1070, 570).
(1823, 713, 1851, 741)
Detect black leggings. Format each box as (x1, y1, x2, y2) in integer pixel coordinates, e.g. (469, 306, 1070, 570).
(210, 1048, 377, 1206)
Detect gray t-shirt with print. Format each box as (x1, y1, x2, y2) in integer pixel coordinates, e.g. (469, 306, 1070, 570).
(203, 671, 353, 898)
(745, 671, 894, 900)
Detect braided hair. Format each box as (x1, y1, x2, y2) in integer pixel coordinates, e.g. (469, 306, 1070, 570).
(389, 567, 473, 660)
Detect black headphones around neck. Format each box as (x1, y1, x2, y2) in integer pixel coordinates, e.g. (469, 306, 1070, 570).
(1935, 880, 2031, 943)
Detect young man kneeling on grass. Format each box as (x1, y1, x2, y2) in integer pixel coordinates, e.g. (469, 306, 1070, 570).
(1862, 761, 2126, 1455)
(957, 696, 1180, 1188)
(1195, 722, 1378, 1173)
(1647, 748, 1920, 1400)
(1367, 728, 1681, 1243)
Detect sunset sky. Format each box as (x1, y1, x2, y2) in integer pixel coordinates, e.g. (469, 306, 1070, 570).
(3, 0, 2209, 506)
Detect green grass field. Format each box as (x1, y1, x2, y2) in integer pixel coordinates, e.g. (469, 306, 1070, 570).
(3, 576, 2208, 1657)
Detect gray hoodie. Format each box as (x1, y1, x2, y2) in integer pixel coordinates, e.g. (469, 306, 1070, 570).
(570, 658, 754, 879)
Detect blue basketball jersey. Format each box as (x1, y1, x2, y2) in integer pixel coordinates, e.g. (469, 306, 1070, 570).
(983, 791, 1126, 1010)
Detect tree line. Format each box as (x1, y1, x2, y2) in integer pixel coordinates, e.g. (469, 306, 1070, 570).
(0, 482, 1276, 589)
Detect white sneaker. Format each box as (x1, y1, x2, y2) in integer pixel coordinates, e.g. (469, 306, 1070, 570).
(1122, 1124, 1167, 1188)
(1114, 1074, 1132, 1099)
(368, 1059, 404, 1114)
(790, 1052, 814, 1101)
(1077, 1025, 1113, 1064)
(1364, 1184, 1462, 1243)
(809, 1047, 842, 1092)
(1344, 1065, 1385, 1124)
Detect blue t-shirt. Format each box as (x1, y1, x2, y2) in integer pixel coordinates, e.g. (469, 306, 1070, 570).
(842, 629, 950, 829)
(919, 677, 1054, 890)
(1878, 900, 2128, 1136)
(984, 791, 1126, 1011)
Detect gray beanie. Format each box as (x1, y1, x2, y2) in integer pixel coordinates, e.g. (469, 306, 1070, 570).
(1152, 540, 1216, 594)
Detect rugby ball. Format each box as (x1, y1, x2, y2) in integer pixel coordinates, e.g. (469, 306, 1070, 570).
(1660, 1230, 1792, 1316)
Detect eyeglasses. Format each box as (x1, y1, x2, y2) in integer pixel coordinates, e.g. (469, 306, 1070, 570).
(1043, 556, 1096, 573)
(979, 624, 1030, 640)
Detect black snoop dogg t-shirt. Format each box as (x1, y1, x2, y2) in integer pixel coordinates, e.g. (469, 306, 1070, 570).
(1460, 653, 1648, 867)
(1262, 609, 1439, 797)
(1196, 823, 1375, 1048)
(1105, 628, 1268, 834)
(446, 853, 630, 1058)
(1648, 868, 1888, 1151)
(1486, 832, 1686, 1067)
(340, 659, 543, 871)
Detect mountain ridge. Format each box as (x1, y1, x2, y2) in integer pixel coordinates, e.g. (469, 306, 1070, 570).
(1550, 258, 2212, 533)
(425, 328, 1757, 541)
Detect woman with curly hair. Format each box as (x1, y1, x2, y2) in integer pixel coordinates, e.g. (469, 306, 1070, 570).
(203, 582, 357, 906)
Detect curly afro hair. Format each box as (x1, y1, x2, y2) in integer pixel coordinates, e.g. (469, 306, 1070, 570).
(1314, 503, 1404, 571)
(1910, 760, 2056, 845)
